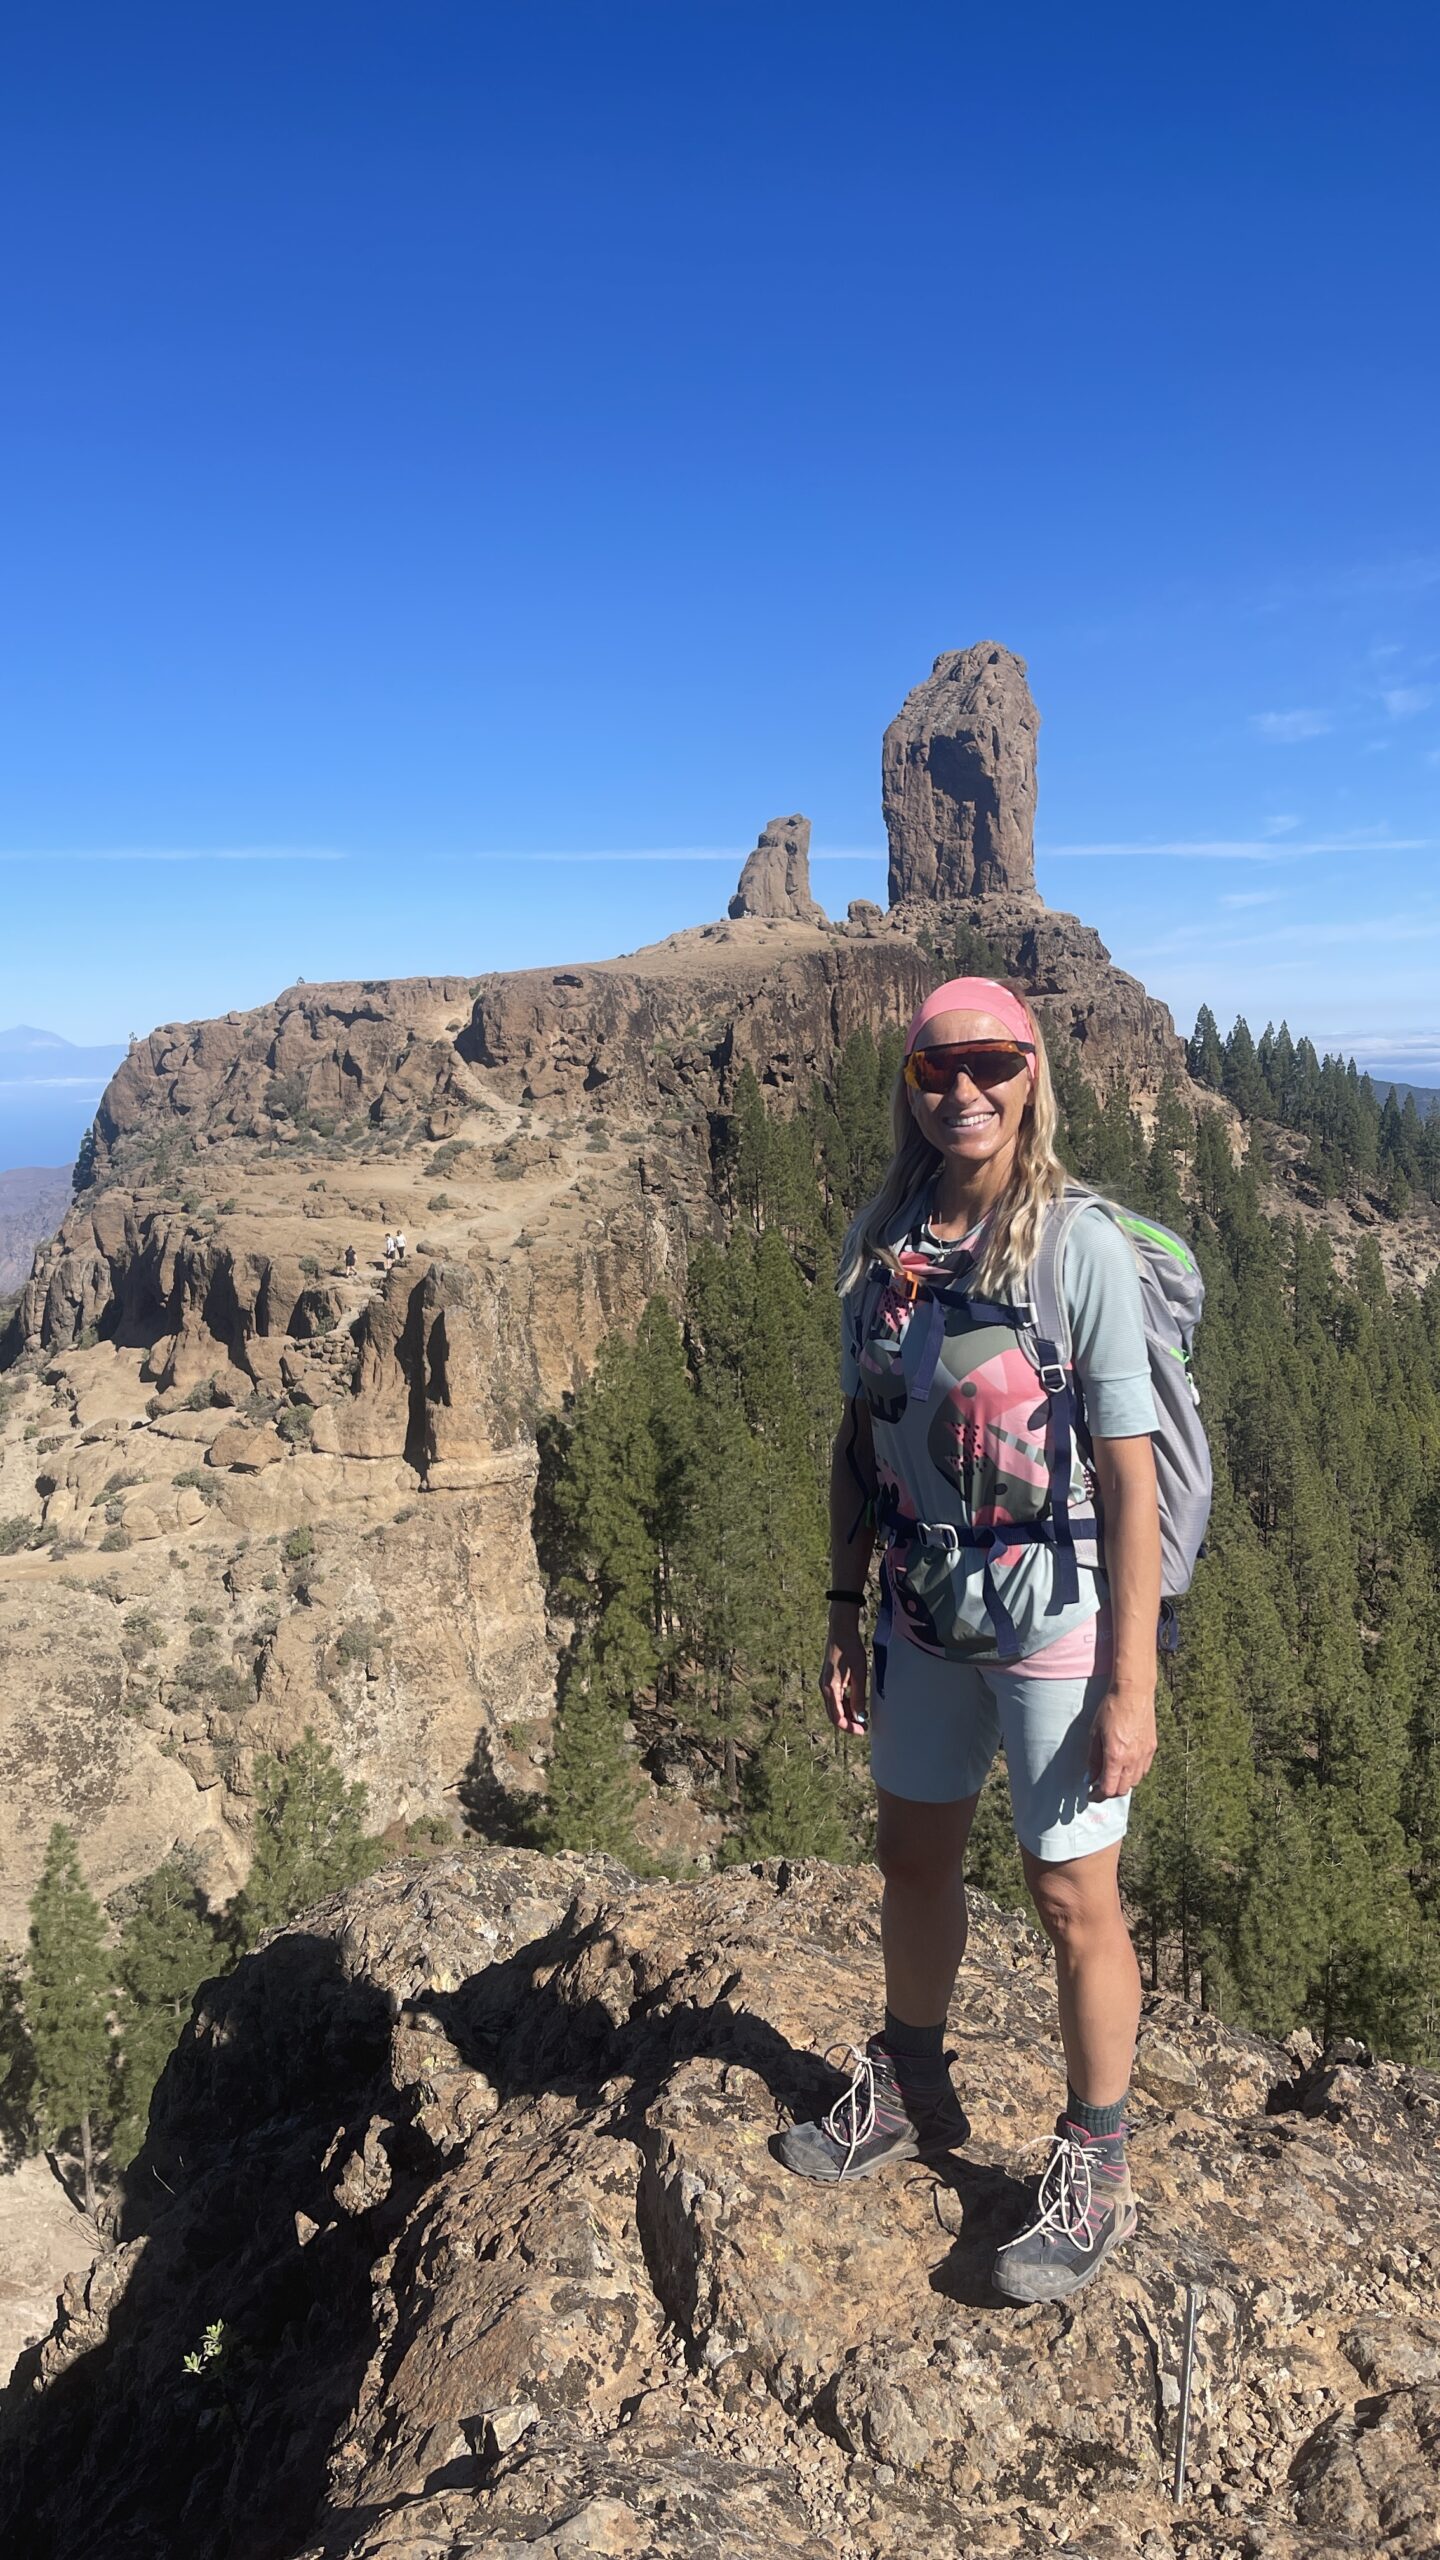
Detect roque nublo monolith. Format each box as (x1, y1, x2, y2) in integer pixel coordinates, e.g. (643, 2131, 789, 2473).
(883, 641, 1039, 904)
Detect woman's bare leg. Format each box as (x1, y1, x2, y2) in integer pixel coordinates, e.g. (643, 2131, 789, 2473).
(876, 1785, 981, 2025)
(1020, 1840, 1140, 2105)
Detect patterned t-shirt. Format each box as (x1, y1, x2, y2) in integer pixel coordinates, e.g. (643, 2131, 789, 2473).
(841, 1188, 1157, 1664)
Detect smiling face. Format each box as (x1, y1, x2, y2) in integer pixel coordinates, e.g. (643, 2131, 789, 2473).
(905, 1007, 1034, 1179)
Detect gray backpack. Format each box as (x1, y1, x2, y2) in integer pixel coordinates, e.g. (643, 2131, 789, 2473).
(1027, 1184, 1213, 1619)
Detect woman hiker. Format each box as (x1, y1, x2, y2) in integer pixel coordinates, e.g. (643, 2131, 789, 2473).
(778, 976, 1161, 2305)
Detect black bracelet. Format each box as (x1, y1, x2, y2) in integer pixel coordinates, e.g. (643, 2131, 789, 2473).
(826, 1587, 866, 1606)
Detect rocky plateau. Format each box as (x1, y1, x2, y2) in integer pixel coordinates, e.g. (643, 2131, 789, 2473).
(4, 1847, 1439, 2560)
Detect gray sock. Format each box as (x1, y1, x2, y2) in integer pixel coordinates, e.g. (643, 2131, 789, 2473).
(1064, 2084, 1128, 2141)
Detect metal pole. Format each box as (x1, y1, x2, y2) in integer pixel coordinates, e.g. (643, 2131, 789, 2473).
(1173, 2283, 1201, 2503)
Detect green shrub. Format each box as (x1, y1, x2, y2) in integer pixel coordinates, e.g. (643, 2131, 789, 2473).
(428, 1193, 453, 1211)
(334, 1619, 377, 1666)
(122, 1609, 164, 1660)
(276, 1404, 315, 1447)
(0, 1516, 35, 1555)
(299, 1255, 321, 1278)
(283, 1526, 314, 1564)
(183, 1380, 217, 1412)
(100, 1527, 130, 1552)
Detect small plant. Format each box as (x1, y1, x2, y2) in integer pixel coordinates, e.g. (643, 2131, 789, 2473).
(0, 1516, 34, 1555)
(121, 1608, 164, 1661)
(276, 1404, 314, 1447)
(333, 1619, 377, 1666)
(427, 1193, 453, 1211)
(218, 1197, 238, 1214)
(183, 1380, 218, 1413)
(307, 1179, 327, 1193)
(75, 1326, 100, 1351)
(99, 1527, 130, 1552)
(172, 1468, 222, 1507)
(103, 1500, 125, 1526)
(283, 1526, 314, 1564)
(187, 1622, 220, 1650)
(299, 1254, 321, 1278)
(260, 1571, 278, 1592)
(38, 1436, 63, 1455)
(183, 2318, 227, 2377)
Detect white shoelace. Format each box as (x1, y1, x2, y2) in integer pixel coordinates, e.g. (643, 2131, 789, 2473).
(821, 2043, 881, 2179)
(997, 2128, 1099, 2259)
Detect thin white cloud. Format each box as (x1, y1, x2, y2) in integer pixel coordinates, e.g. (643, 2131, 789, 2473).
(1381, 684, 1434, 720)
(1133, 907, 1440, 962)
(469, 847, 883, 863)
(1220, 890, 1282, 908)
(1262, 813, 1300, 835)
(0, 846, 347, 863)
(1250, 709, 1332, 742)
(1042, 832, 1433, 862)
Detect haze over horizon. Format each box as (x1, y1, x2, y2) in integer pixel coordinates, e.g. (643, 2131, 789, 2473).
(3, 3, 1437, 1088)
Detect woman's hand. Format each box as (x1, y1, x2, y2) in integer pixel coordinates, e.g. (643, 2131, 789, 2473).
(1088, 1679, 1157, 1799)
(820, 1609, 869, 1736)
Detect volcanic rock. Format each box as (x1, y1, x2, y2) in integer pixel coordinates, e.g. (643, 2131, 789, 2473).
(727, 815, 825, 923)
(884, 642, 1040, 904)
(4, 1849, 1439, 2559)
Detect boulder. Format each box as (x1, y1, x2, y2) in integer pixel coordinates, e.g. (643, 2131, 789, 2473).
(884, 642, 1039, 904)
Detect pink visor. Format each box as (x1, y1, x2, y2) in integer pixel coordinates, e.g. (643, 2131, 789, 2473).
(906, 976, 1036, 1068)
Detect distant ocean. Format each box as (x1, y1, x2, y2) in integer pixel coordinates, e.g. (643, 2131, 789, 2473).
(0, 1027, 126, 1177)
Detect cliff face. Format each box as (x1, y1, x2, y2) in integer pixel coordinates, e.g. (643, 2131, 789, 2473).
(0, 904, 1183, 1931)
(5, 1849, 1438, 2559)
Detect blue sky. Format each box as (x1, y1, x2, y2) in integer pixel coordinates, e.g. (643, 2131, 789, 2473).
(2, 0, 1436, 1123)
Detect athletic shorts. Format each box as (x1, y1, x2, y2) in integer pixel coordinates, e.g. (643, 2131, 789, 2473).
(869, 1634, 1130, 1863)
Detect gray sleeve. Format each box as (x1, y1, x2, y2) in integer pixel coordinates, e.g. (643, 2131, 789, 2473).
(1063, 1207, 1158, 1438)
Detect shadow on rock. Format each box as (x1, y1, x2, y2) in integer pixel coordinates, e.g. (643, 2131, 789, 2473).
(0, 1932, 396, 2560)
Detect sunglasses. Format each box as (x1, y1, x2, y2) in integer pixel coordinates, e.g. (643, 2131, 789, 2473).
(904, 1039, 1035, 1095)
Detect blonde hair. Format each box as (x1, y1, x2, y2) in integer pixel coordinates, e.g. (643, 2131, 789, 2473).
(836, 989, 1066, 1303)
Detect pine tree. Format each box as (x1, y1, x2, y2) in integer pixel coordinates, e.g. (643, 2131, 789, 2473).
(25, 1826, 113, 2216)
(729, 1706, 854, 1863)
(232, 1729, 383, 1952)
(538, 1643, 643, 1862)
(1187, 1004, 1224, 1089)
(114, 1864, 224, 2166)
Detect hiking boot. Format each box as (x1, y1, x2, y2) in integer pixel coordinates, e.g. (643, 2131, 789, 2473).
(992, 2117, 1137, 2302)
(776, 2036, 970, 2183)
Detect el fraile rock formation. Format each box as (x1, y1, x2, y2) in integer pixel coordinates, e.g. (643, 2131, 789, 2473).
(727, 813, 826, 922)
(0, 641, 1177, 1937)
(5, 1848, 1440, 2559)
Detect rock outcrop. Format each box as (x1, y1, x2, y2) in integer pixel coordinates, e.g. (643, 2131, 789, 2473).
(884, 642, 1040, 904)
(5, 1849, 1439, 2559)
(727, 815, 826, 923)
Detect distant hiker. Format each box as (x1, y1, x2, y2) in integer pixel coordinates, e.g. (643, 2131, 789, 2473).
(394, 1229, 407, 1263)
(344, 1243, 357, 1274)
(780, 976, 1178, 2305)
(383, 1232, 397, 1264)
